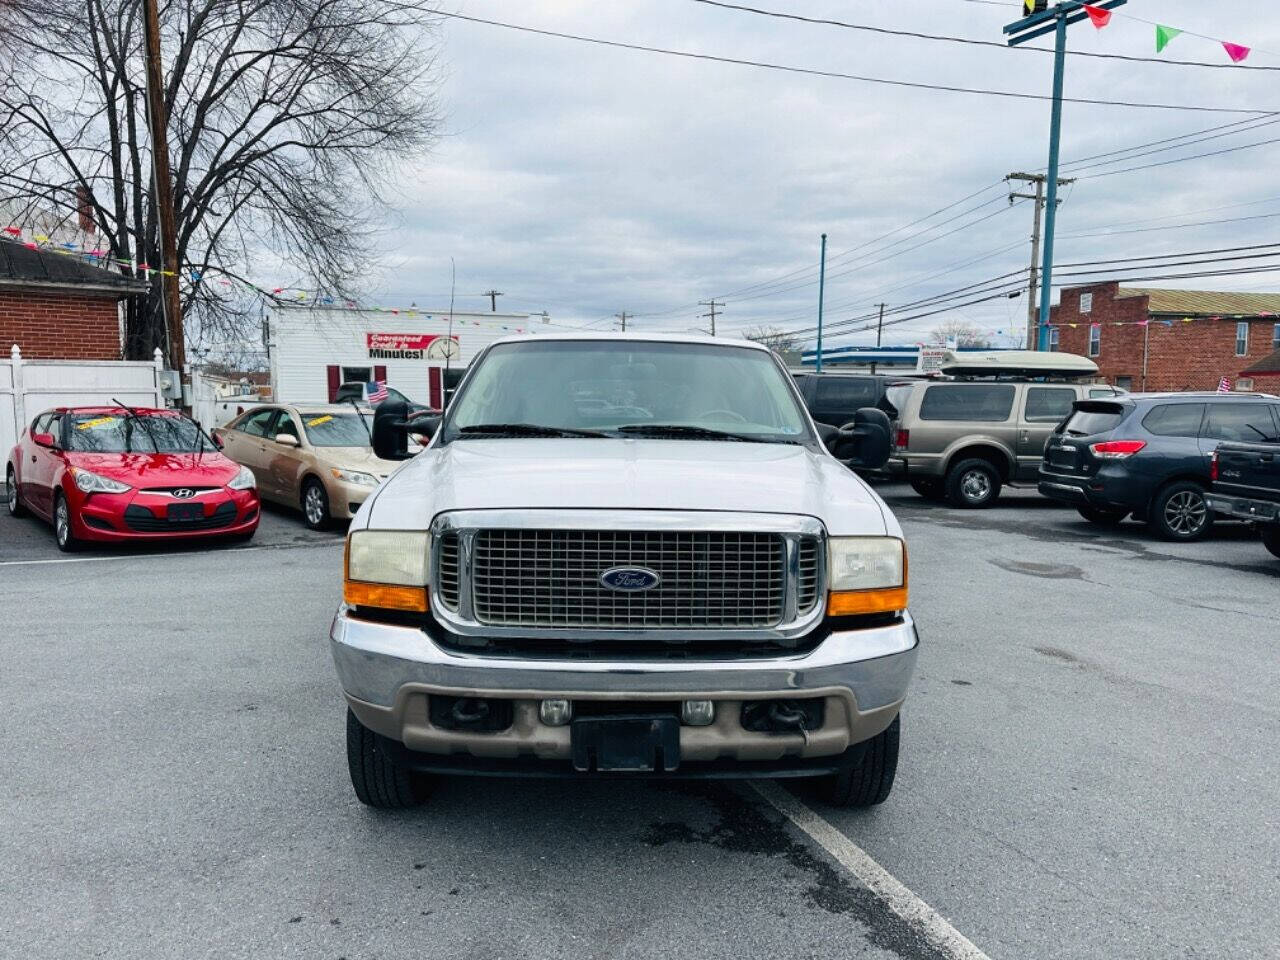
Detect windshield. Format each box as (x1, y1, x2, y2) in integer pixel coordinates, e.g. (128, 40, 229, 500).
(444, 341, 810, 442)
(301, 412, 373, 447)
(65, 413, 206, 453)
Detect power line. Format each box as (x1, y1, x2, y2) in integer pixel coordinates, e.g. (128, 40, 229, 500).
(1057, 115, 1280, 171)
(1076, 133, 1280, 179)
(694, 0, 1280, 72)
(434, 11, 1277, 115)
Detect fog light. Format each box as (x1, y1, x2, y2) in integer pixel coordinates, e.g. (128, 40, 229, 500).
(539, 698, 573, 726)
(681, 700, 715, 726)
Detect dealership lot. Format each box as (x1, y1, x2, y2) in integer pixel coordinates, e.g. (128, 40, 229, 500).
(2, 487, 1277, 960)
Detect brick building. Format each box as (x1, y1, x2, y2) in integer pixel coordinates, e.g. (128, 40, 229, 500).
(0, 239, 146, 360)
(1048, 281, 1280, 392)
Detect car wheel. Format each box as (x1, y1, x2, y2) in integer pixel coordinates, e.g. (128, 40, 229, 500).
(5, 465, 25, 517)
(54, 493, 80, 553)
(1261, 526, 1280, 560)
(908, 478, 944, 501)
(1077, 506, 1128, 527)
(1148, 481, 1213, 542)
(301, 479, 331, 531)
(945, 458, 1001, 509)
(346, 708, 428, 809)
(816, 714, 900, 808)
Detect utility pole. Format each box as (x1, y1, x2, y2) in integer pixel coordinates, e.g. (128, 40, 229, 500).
(483, 289, 503, 312)
(141, 0, 184, 376)
(816, 233, 827, 373)
(698, 299, 723, 337)
(870, 302, 886, 374)
(1007, 172, 1073, 351)
(615, 311, 630, 332)
(1006, 0, 1126, 351)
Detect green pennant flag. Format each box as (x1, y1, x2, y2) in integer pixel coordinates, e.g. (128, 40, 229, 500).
(1156, 24, 1182, 53)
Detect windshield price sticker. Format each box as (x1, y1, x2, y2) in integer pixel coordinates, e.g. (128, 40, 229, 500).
(76, 416, 118, 430)
(307, 415, 334, 427)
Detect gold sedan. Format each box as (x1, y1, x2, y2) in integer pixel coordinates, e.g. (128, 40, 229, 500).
(214, 404, 402, 529)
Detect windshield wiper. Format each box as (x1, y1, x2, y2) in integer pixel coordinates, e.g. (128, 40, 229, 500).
(614, 423, 796, 444)
(111, 396, 159, 453)
(457, 423, 609, 438)
(346, 399, 373, 442)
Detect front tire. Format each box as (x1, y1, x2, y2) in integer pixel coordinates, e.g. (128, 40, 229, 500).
(1262, 526, 1280, 560)
(346, 708, 427, 809)
(1077, 505, 1128, 527)
(816, 714, 900, 808)
(301, 479, 331, 531)
(945, 458, 1001, 509)
(1148, 481, 1212, 542)
(6, 465, 25, 517)
(909, 477, 945, 501)
(53, 493, 80, 553)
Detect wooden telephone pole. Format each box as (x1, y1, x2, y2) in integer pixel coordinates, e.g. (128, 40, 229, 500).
(141, 0, 184, 375)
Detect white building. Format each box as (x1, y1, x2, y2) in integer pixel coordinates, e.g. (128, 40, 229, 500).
(267, 304, 534, 407)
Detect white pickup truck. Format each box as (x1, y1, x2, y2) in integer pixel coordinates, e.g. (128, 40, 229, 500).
(329, 334, 917, 808)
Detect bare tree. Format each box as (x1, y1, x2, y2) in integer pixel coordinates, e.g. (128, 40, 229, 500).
(928, 319, 991, 349)
(0, 0, 441, 359)
(743, 324, 802, 354)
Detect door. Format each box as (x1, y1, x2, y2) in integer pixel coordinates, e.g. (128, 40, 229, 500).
(23, 412, 61, 518)
(1017, 386, 1079, 480)
(264, 409, 306, 503)
(225, 408, 278, 496)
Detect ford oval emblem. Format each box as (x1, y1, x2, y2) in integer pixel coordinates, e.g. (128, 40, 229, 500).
(600, 566, 661, 592)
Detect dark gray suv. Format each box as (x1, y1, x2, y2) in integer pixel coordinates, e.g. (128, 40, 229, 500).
(1038, 393, 1280, 541)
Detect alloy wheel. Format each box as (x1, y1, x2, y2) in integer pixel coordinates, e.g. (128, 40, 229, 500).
(305, 486, 325, 526)
(961, 469, 991, 503)
(55, 499, 70, 546)
(5, 471, 16, 512)
(1164, 490, 1207, 537)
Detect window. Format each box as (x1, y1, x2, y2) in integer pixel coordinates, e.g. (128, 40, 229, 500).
(31, 412, 52, 435)
(1141, 403, 1205, 438)
(1201, 403, 1279, 443)
(918, 384, 1016, 422)
(1049, 327, 1060, 352)
(1273, 322, 1279, 350)
(1089, 387, 1119, 399)
(342, 366, 372, 384)
(1024, 387, 1077, 423)
(301, 412, 374, 446)
(1237, 378, 1255, 391)
(814, 377, 878, 409)
(1115, 376, 1133, 392)
(268, 411, 301, 442)
(1088, 325, 1100, 358)
(1235, 321, 1249, 357)
(1080, 292, 1093, 314)
(1063, 405, 1126, 436)
(64, 413, 205, 453)
(237, 408, 277, 437)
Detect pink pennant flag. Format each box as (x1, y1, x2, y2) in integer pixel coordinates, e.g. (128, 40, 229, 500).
(3, 226, 20, 236)
(1223, 42, 1250, 62)
(1083, 4, 1111, 28)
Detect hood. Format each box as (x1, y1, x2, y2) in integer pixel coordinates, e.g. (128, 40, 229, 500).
(63, 451, 241, 486)
(365, 439, 892, 536)
(315, 447, 403, 478)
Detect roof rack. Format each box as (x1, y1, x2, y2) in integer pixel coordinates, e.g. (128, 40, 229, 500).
(938, 349, 1098, 381)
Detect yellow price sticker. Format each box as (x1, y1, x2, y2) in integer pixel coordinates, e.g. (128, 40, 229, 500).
(306, 415, 333, 427)
(76, 416, 118, 430)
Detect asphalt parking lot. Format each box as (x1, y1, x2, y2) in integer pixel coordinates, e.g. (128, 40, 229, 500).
(2, 485, 1277, 959)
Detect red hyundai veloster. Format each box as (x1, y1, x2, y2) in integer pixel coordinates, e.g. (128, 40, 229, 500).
(6, 406, 260, 551)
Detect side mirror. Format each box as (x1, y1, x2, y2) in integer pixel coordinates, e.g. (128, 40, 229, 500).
(372, 401, 441, 461)
(828, 408, 891, 470)
(275, 433, 299, 447)
(211, 433, 225, 450)
(32, 432, 56, 449)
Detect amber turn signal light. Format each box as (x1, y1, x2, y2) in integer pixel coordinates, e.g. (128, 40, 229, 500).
(343, 580, 429, 613)
(826, 585, 908, 617)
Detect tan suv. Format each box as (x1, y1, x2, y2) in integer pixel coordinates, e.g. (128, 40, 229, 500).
(214, 404, 402, 529)
(890, 380, 1124, 507)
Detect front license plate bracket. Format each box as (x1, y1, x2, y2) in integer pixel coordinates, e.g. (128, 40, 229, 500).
(570, 715, 681, 773)
(167, 502, 203, 522)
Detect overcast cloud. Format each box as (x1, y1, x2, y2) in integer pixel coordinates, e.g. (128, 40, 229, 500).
(365, 0, 1280, 347)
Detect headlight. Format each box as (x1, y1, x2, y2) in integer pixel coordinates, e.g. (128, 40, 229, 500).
(227, 465, 257, 490)
(344, 529, 430, 612)
(70, 468, 131, 494)
(332, 468, 379, 487)
(826, 536, 907, 616)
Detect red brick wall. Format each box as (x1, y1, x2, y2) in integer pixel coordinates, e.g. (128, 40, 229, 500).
(0, 288, 123, 360)
(1049, 282, 1280, 392)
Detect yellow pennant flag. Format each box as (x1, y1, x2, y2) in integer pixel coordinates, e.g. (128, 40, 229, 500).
(1025, 0, 1035, 12)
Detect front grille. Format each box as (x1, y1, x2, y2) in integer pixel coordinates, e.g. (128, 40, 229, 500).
(470, 529, 787, 629)
(139, 486, 220, 496)
(797, 538, 820, 613)
(437, 532, 461, 609)
(123, 502, 238, 532)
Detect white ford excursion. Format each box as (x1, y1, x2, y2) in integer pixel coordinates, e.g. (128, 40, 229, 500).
(329, 334, 917, 808)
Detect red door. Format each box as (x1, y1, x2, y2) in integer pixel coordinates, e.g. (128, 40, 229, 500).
(25, 413, 64, 519)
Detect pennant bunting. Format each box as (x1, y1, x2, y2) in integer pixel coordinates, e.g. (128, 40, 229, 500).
(1083, 5, 1111, 29)
(1024, 0, 1035, 13)
(1155, 24, 1181, 53)
(1222, 42, 1250, 63)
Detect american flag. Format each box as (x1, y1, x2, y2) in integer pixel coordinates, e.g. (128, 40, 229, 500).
(367, 380, 388, 403)
(1217, 376, 1232, 394)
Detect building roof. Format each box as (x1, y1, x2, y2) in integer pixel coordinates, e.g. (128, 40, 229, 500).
(1241, 347, 1280, 378)
(0, 239, 147, 295)
(1117, 287, 1280, 317)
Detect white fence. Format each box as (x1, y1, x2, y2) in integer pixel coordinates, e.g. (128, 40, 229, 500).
(1, 345, 165, 454)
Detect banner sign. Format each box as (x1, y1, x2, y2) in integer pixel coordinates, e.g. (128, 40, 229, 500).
(366, 333, 459, 360)
(917, 347, 949, 374)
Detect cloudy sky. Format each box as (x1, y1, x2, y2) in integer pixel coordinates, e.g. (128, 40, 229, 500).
(366, 0, 1280, 348)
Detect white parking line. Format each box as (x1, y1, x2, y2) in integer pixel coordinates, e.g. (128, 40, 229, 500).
(0, 540, 336, 566)
(752, 781, 992, 960)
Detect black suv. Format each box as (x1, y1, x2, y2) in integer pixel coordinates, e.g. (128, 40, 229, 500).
(791, 372, 920, 427)
(1039, 393, 1280, 541)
